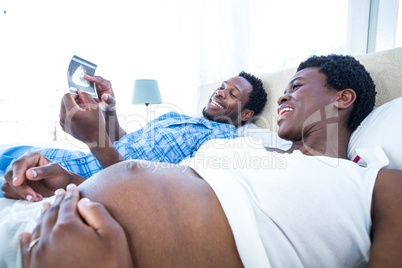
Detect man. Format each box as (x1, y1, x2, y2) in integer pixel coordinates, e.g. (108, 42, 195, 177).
(3, 54, 402, 267)
(1, 71, 267, 201)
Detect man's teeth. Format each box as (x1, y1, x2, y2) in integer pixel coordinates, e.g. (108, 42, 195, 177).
(211, 100, 223, 109)
(279, 107, 294, 116)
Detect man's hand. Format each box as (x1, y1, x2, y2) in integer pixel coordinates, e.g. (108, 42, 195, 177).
(84, 75, 116, 112)
(60, 90, 108, 146)
(84, 75, 127, 142)
(1, 152, 85, 201)
(19, 184, 133, 268)
(59, 89, 124, 169)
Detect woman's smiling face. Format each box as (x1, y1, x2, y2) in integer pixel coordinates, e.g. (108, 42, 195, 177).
(276, 67, 339, 141)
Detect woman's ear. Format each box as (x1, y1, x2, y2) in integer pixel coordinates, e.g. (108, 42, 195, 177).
(334, 89, 356, 109)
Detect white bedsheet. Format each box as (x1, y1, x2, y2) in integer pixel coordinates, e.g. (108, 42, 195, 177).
(0, 197, 55, 268)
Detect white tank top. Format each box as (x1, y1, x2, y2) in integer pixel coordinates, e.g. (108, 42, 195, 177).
(182, 137, 389, 267)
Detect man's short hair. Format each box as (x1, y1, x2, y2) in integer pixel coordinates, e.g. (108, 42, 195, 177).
(239, 71, 267, 124)
(297, 54, 376, 132)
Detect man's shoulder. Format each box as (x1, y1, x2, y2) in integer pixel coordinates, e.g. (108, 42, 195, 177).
(158, 111, 204, 123)
(159, 111, 188, 119)
(156, 112, 236, 134)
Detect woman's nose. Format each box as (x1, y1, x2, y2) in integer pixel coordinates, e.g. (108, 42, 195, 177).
(277, 92, 290, 105)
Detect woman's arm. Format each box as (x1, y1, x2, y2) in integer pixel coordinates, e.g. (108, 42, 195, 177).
(369, 169, 402, 267)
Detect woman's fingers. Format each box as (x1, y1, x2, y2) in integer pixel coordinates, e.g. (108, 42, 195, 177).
(77, 197, 120, 236)
(57, 184, 80, 224)
(19, 232, 33, 268)
(40, 189, 66, 238)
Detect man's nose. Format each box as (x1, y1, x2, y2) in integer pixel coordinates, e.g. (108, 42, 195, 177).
(216, 89, 226, 98)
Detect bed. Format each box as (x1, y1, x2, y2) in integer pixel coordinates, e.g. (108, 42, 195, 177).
(1, 47, 401, 267)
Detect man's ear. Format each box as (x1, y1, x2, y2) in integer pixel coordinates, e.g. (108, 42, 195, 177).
(240, 109, 254, 122)
(334, 89, 356, 109)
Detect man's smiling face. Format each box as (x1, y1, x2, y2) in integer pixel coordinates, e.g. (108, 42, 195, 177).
(202, 76, 253, 126)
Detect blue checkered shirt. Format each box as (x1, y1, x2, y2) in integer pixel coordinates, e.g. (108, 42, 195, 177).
(38, 112, 238, 178)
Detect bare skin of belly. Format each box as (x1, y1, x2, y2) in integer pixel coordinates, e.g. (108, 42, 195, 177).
(78, 160, 243, 267)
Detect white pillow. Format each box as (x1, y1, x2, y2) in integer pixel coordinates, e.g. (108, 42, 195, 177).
(348, 97, 402, 169)
(236, 123, 292, 150)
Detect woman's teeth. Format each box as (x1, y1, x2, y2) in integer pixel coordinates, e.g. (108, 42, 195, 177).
(279, 107, 294, 116)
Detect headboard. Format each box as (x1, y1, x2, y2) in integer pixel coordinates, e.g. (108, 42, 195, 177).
(196, 47, 402, 131)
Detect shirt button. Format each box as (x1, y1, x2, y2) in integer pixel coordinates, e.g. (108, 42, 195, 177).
(80, 159, 86, 164)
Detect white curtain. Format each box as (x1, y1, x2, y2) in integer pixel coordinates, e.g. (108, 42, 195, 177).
(0, 0, 349, 144)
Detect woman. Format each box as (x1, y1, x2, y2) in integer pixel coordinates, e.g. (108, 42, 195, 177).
(4, 54, 402, 267)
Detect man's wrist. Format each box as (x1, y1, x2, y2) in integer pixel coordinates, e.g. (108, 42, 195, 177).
(104, 106, 116, 113)
(89, 142, 124, 169)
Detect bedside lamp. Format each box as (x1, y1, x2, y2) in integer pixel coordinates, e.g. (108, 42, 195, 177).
(132, 79, 162, 122)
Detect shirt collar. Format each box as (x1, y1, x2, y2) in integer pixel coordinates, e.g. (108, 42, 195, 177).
(187, 115, 237, 131)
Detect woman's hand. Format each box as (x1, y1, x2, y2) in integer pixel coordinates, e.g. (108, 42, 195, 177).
(19, 184, 133, 268)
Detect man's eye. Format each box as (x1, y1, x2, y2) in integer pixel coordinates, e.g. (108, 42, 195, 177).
(292, 84, 301, 91)
(230, 93, 238, 99)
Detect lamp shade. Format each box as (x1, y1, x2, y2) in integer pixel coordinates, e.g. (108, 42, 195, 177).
(132, 79, 162, 105)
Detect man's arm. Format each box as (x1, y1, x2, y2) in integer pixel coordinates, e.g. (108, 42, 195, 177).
(84, 75, 126, 142)
(368, 169, 402, 267)
(60, 90, 125, 168)
(87, 130, 126, 169)
(103, 107, 127, 143)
